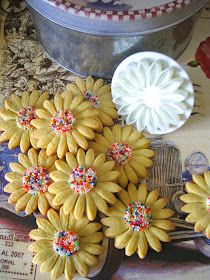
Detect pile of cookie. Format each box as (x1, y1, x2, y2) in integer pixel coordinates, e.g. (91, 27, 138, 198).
(0, 76, 176, 279)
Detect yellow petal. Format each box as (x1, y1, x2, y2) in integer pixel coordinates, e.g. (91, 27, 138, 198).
(66, 152, 77, 169)
(59, 206, 69, 231)
(132, 149, 155, 158)
(192, 174, 209, 192)
(63, 192, 78, 214)
(121, 125, 133, 143)
(80, 243, 103, 255)
(66, 133, 78, 154)
(128, 159, 148, 178)
(145, 228, 162, 252)
(65, 256, 75, 280)
(18, 153, 32, 169)
(76, 148, 86, 166)
(127, 130, 142, 143)
(37, 132, 54, 149)
(78, 118, 99, 130)
(51, 255, 65, 280)
(151, 197, 169, 211)
(128, 183, 138, 202)
(76, 77, 86, 92)
(73, 255, 88, 277)
(74, 194, 85, 220)
(112, 125, 121, 142)
(36, 218, 56, 234)
(5, 99, 20, 113)
(194, 214, 210, 232)
(133, 138, 150, 150)
(68, 212, 77, 229)
(31, 127, 52, 139)
(78, 251, 98, 267)
(76, 124, 95, 140)
(185, 210, 207, 223)
(72, 129, 88, 150)
(35, 92, 49, 108)
(40, 253, 58, 273)
(55, 159, 71, 175)
(80, 232, 103, 244)
(0, 120, 16, 131)
(47, 208, 62, 230)
(114, 228, 132, 249)
(85, 149, 95, 167)
(38, 194, 49, 215)
(204, 171, 210, 191)
(29, 91, 39, 106)
(92, 192, 108, 214)
(46, 154, 58, 170)
(28, 148, 38, 166)
(145, 189, 159, 207)
(5, 172, 23, 182)
(205, 224, 210, 239)
(103, 220, 128, 238)
(137, 183, 148, 204)
(57, 134, 68, 159)
(54, 94, 63, 111)
(38, 149, 48, 167)
(97, 171, 119, 182)
(25, 195, 38, 215)
(74, 216, 89, 232)
(36, 108, 52, 120)
(77, 222, 101, 236)
(86, 76, 94, 91)
(4, 181, 22, 193)
(180, 193, 205, 203)
(20, 130, 30, 153)
(29, 228, 52, 241)
(32, 250, 52, 265)
(9, 162, 25, 175)
(152, 219, 176, 231)
(124, 163, 138, 184)
(0, 108, 16, 121)
(133, 156, 153, 168)
(8, 129, 23, 149)
(89, 141, 107, 155)
(15, 192, 31, 212)
(43, 100, 56, 115)
(118, 189, 131, 207)
(21, 91, 30, 107)
(28, 240, 53, 253)
(74, 102, 92, 115)
(125, 230, 138, 256)
(185, 182, 208, 197)
(0, 129, 16, 142)
(103, 126, 114, 143)
(53, 189, 71, 206)
(149, 226, 171, 242)
(63, 92, 73, 110)
(99, 110, 114, 126)
(31, 118, 50, 129)
(92, 153, 106, 169)
(93, 78, 104, 93)
(97, 182, 122, 193)
(137, 231, 148, 259)
(69, 95, 83, 111)
(116, 165, 128, 188)
(85, 194, 97, 221)
(95, 188, 117, 204)
(50, 170, 69, 182)
(152, 208, 174, 219)
(95, 133, 110, 149)
(76, 108, 98, 119)
(46, 134, 60, 156)
(181, 202, 205, 213)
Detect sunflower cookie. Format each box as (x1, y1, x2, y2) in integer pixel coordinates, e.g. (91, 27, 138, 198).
(48, 148, 121, 220)
(0, 91, 48, 152)
(4, 148, 57, 215)
(180, 172, 210, 238)
(101, 183, 175, 258)
(29, 207, 104, 280)
(31, 92, 99, 159)
(89, 124, 155, 188)
(67, 76, 118, 131)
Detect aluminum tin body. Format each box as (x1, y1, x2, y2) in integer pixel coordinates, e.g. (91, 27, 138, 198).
(26, 1, 206, 79)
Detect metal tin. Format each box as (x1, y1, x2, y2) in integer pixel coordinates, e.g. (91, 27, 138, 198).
(26, 0, 208, 79)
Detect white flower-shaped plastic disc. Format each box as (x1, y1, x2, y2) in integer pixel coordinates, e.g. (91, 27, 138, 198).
(111, 52, 194, 135)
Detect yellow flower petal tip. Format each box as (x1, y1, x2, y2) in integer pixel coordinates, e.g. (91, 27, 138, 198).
(101, 183, 175, 258)
(29, 208, 103, 280)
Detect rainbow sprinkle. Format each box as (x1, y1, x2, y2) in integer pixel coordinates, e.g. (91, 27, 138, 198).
(53, 230, 80, 257)
(51, 110, 76, 134)
(16, 107, 37, 130)
(124, 201, 152, 232)
(83, 91, 100, 108)
(108, 143, 132, 166)
(68, 166, 97, 193)
(22, 166, 50, 195)
(207, 196, 210, 212)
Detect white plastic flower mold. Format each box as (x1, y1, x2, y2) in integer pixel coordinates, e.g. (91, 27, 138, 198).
(111, 52, 194, 135)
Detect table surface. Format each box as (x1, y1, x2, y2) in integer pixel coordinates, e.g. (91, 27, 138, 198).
(0, 1, 210, 280)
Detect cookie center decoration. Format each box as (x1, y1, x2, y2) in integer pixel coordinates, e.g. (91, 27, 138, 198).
(108, 142, 132, 166)
(53, 230, 80, 257)
(124, 201, 152, 232)
(51, 110, 76, 134)
(207, 196, 210, 213)
(16, 107, 37, 130)
(22, 166, 50, 195)
(83, 91, 100, 108)
(68, 166, 97, 193)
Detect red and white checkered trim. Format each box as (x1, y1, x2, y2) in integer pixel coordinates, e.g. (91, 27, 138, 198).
(47, 0, 192, 21)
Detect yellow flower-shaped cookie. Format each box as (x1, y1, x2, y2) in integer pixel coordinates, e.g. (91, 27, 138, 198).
(101, 183, 175, 258)
(180, 172, 210, 238)
(31, 92, 99, 159)
(0, 91, 48, 152)
(89, 124, 155, 187)
(67, 76, 118, 131)
(4, 148, 57, 215)
(48, 148, 121, 220)
(29, 208, 104, 280)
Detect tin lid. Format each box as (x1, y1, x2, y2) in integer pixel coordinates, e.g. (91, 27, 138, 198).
(26, 0, 208, 35)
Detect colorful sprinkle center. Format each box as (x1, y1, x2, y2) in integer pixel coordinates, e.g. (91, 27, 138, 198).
(124, 201, 152, 232)
(53, 230, 80, 257)
(22, 166, 50, 195)
(207, 196, 210, 213)
(51, 110, 76, 134)
(108, 142, 132, 166)
(16, 107, 37, 130)
(83, 91, 100, 108)
(68, 166, 97, 193)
